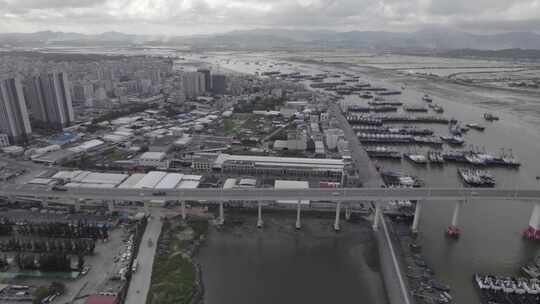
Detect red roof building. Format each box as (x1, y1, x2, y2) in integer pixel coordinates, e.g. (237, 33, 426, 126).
(84, 294, 118, 304)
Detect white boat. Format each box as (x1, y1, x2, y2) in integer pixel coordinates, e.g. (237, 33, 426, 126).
(530, 280, 540, 294)
(502, 278, 516, 293)
(404, 153, 427, 164)
(521, 265, 540, 278)
(491, 278, 503, 291)
(475, 274, 491, 290)
(515, 279, 526, 294)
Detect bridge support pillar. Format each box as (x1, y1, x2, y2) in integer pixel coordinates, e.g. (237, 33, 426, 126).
(411, 200, 423, 234)
(257, 201, 263, 228)
(218, 202, 224, 225)
(74, 199, 81, 212)
(334, 201, 341, 231)
(144, 201, 150, 213)
(523, 202, 540, 240)
(107, 201, 114, 212)
(372, 203, 381, 231)
(295, 202, 302, 230)
(181, 201, 186, 220)
(447, 200, 463, 237)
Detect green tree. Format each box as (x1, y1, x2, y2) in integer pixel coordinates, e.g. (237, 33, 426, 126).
(33, 287, 49, 304)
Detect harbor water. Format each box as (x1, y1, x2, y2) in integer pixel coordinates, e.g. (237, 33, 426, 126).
(198, 213, 388, 304)
(199, 55, 540, 304)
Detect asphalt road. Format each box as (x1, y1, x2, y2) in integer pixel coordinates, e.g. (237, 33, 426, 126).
(124, 213, 163, 304)
(329, 102, 384, 188)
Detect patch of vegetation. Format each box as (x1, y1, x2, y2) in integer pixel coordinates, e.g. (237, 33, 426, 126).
(33, 282, 65, 304)
(223, 113, 256, 135)
(146, 218, 208, 304)
(233, 96, 285, 113)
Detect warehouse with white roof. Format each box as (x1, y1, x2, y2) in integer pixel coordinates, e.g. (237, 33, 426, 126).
(177, 179, 200, 189)
(155, 173, 184, 189)
(134, 171, 168, 189)
(118, 173, 146, 189)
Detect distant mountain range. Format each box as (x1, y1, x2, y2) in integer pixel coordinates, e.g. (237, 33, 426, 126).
(2, 28, 540, 51)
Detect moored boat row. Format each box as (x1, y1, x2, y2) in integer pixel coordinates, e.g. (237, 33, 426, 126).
(458, 168, 496, 187)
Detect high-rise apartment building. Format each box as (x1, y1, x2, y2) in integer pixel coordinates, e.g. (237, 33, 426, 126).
(211, 74, 227, 94)
(26, 72, 74, 130)
(0, 77, 32, 143)
(197, 68, 212, 91)
(181, 72, 206, 98)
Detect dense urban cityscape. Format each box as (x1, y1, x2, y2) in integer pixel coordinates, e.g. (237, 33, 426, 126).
(2, 2, 540, 304)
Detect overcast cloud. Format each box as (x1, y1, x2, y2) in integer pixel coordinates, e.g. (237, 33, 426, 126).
(0, 0, 539, 35)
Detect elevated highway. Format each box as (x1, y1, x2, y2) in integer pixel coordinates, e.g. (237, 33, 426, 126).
(3, 184, 540, 304)
(2, 184, 540, 203)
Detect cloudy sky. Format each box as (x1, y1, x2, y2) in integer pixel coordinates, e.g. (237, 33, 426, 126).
(0, 0, 539, 35)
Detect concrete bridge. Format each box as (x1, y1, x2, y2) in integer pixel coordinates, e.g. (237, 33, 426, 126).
(3, 184, 540, 304)
(2, 184, 540, 234)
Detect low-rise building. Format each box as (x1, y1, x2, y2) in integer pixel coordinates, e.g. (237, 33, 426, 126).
(274, 180, 310, 205)
(137, 152, 167, 167)
(212, 153, 344, 181)
(0, 134, 9, 147)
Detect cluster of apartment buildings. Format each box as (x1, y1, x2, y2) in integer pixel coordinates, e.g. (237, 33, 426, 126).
(0, 72, 73, 144)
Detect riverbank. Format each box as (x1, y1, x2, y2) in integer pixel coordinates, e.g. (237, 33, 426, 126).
(145, 217, 208, 304)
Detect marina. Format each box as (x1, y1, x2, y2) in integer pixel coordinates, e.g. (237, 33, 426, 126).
(194, 51, 540, 304)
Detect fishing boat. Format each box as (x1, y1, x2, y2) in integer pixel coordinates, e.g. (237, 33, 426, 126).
(441, 135, 465, 146)
(521, 264, 540, 278)
(365, 147, 402, 159)
(427, 151, 445, 164)
(381, 171, 424, 187)
(466, 123, 486, 131)
(422, 94, 433, 102)
(457, 168, 496, 187)
(432, 104, 444, 113)
(404, 105, 429, 112)
(484, 113, 500, 121)
(404, 153, 428, 164)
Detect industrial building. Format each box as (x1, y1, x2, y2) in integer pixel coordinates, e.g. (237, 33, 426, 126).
(137, 152, 167, 167)
(117, 173, 146, 189)
(154, 173, 184, 189)
(209, 153, 345, 180)
(134, 171, 168, 189)
(51, 170, 129, 188)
